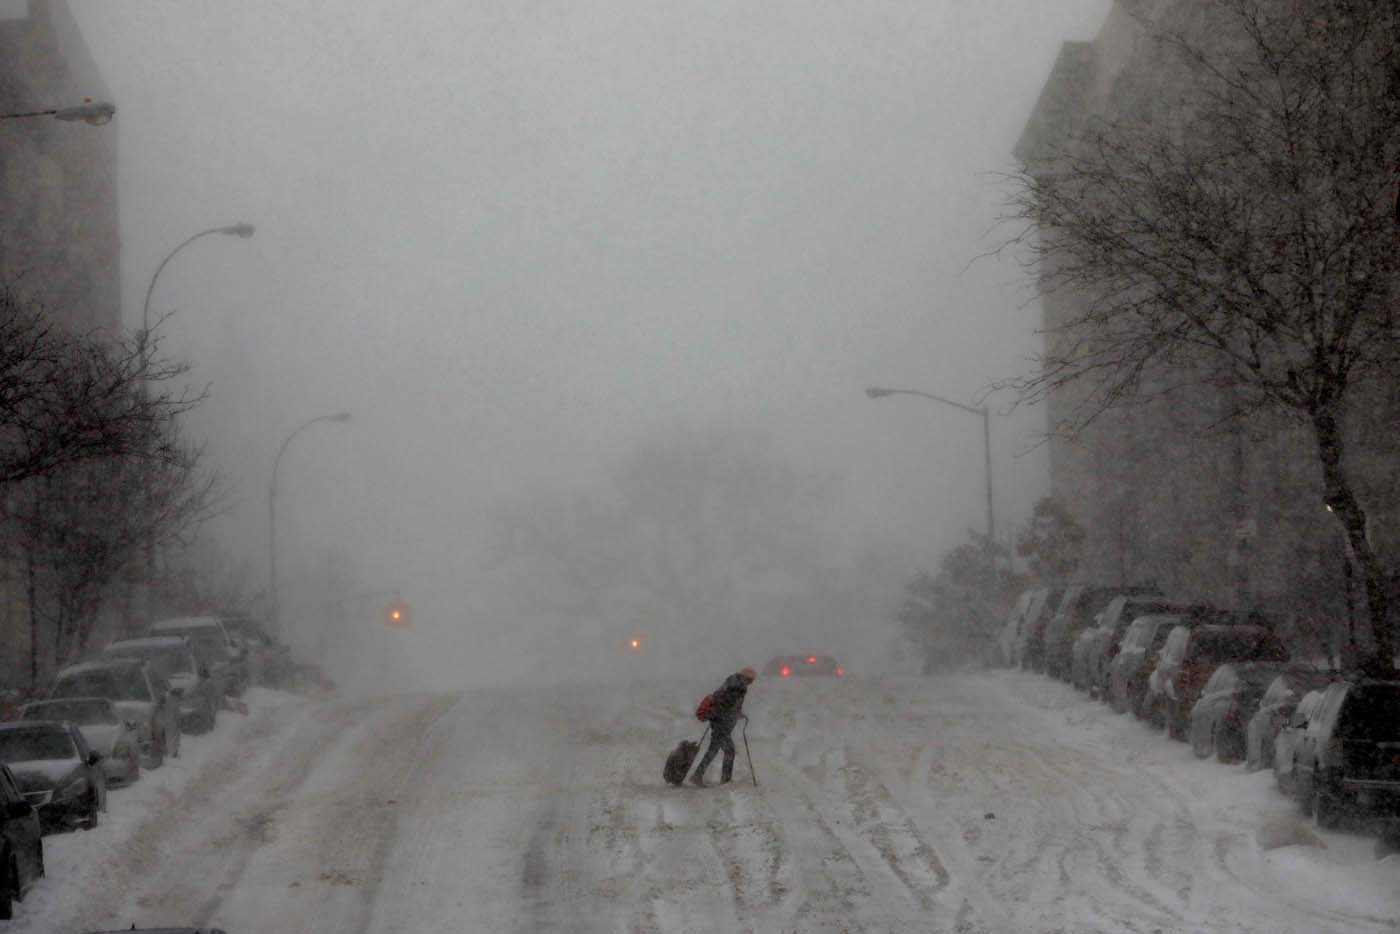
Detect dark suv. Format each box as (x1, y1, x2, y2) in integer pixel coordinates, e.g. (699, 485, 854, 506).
(1274, 679, 1400, 827)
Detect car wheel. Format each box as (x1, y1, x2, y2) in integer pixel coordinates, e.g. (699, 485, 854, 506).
(1311, 788, 1341, 830)
(1216, 726, 1242, 764)
(0, 854, 13, 920)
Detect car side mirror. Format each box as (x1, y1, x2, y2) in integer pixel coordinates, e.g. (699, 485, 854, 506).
(5, 800, 32, 819)
(87, 751, 103, 767)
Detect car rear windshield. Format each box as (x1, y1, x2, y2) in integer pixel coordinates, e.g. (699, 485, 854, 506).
(0, 730, 76, 763)
(1338, 685, 1400, 741)
(22, 700, 117, 726)
(53, 669, 151, 702)
(109, 646, 192, 678)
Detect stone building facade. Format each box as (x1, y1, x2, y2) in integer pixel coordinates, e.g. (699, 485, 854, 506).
(0, 0, 120, 687)
(1015, 1, 1400, 658)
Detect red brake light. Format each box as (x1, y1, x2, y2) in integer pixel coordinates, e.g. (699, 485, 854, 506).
(836, 668, 844, 676)
(807, 656, 817, 664)
(780, 665, 791, 677)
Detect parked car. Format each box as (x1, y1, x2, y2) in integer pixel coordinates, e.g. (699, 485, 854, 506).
(105, 637, 221, 734)
(1245, 668, 1336, 772)
(1108, 612, 1209, 717)
(149, 616, 250, 698)
(762, 655, 845, 677)
(50, 659, 180, 767)
(1274, 679, 1400, 827)
(997, 590, 1037, 667)
(1044, 586, 1162, 682)
(1151, 623, 1288, 741)
(0, 763, 43, 920)
(1016, 587, 1064, 672)
(19, 698, 140, 787)
(1188, 661, 1291, 762)
(220, 612, 288, 686)
(0, 721, 106, 834)
(1074, 594, 1189, 696)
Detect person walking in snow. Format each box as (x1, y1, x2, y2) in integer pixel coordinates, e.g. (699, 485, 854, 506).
(691, 666, 756, 787)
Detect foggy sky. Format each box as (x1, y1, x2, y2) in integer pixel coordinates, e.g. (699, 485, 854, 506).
(67, 0, 1109, 655)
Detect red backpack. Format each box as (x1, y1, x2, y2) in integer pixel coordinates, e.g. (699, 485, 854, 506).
(695, 693, 716, 722)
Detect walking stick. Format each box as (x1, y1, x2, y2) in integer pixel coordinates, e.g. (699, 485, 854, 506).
(741, 715, 757, 786)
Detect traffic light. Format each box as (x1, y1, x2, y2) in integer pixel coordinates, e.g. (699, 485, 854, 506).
(384, 600, 411, 627)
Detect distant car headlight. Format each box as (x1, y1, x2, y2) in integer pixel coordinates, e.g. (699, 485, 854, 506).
(54, 776, 89, 801)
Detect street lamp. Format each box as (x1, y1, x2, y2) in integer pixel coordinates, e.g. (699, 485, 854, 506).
(269, 413, 352, 631)
(142, 224, 257, 337)
(865, 385, 995, 545)
(0, 99, 115, 125)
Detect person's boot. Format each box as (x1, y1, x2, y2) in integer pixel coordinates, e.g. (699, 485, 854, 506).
(689, 772, 706, 787)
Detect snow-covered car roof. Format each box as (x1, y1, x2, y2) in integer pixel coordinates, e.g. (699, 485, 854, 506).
(56, 657, 148, 677)
(106, 636, 192, 653)
(150, 615, 223, 631)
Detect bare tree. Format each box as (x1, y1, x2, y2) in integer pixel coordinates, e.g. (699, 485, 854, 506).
(0, 284, 202, 489)
(1007, 0, 1400, 668)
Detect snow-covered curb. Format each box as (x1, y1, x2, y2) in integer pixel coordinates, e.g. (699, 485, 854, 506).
(8, 687, 306, 927)
(995, 668, 1400, 918)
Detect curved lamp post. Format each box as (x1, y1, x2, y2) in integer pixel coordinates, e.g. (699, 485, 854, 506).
(865, 386, 995, 545)
(0, 100, 115, 125)
(269, 413, 352, 630)
(142, 223, 257, 337)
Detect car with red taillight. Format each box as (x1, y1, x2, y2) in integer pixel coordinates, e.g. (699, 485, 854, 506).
(762, 655, 844, 678)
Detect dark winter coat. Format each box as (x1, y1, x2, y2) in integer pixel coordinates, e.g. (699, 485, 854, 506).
(708, 673, 749, 730)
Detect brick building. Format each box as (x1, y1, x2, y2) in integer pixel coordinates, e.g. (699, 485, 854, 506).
(0, 0, 120, 687)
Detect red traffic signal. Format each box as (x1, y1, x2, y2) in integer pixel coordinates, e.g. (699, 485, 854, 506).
(384, 601, 411, 627)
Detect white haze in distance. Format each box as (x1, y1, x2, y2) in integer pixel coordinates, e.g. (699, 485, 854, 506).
(71, 0, 1110, 690)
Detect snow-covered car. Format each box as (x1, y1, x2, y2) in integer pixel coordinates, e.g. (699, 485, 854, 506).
(1152, 623, 1287, 741)
(0, 763, 43, 920)
(19, 698, 140, 787)
(763, 655, 845, 677)
(0, 721, 106, 834)
(1014, 587, 1061, 671)
(1187, 661, 1289, 762)
(1107, 614, 1177, 716)
(149, 616, 250, 698)
(220, 612, 287, 687)
(50, 659, 180, 768)
(1274, 679, 1400, 827)
(1075, 594, 1189, 697)
(996, 589, 1037, 667)
(1043, 586, 1162, 682)
(105, 636, 221, 734)
(1244, 668, 1335, 772)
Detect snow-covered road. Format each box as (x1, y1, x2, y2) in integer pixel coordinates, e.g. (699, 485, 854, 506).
(8, 672, 1399, 933)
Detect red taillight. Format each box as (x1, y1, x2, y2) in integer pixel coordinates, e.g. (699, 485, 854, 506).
(780, 665, 791, 677)
(807, 656, 817, 664)
(836, 668, 845, 677)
